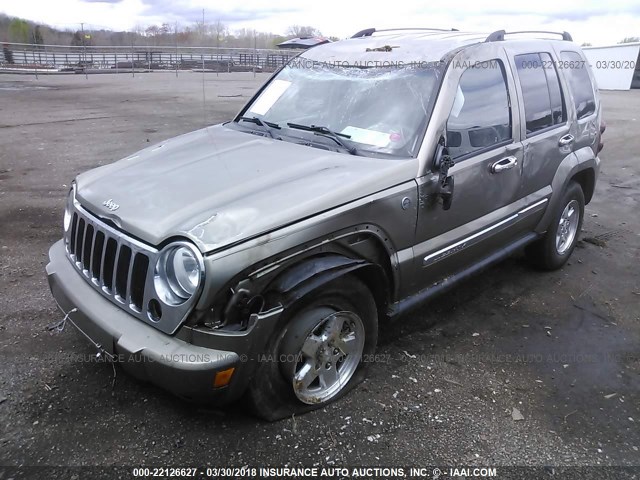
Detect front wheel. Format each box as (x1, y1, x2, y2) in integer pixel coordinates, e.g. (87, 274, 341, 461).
(526, 181, 585, 270)
(245, 275, 377, 421)
(286, 310, 366, 405)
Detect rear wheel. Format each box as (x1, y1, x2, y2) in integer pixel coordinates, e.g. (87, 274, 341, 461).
(245, 275, 377, 421)
(526, 181, 585, 270)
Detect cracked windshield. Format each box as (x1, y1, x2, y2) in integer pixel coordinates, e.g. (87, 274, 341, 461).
(241, 62, 441, 157)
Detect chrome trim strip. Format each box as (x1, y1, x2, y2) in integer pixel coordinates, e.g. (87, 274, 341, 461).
(423, 214, 518, 266)
(517, 198, 548, 215)
(423, 198, 548, 266)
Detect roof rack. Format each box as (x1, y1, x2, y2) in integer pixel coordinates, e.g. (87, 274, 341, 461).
(351, 27, 459, 39)
(485, 30, 573, 42)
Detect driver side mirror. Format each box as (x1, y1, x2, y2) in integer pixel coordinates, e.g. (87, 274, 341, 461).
(433, 138, 455, 211)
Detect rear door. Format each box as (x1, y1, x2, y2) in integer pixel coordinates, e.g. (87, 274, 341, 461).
(505, 46, 573, 224)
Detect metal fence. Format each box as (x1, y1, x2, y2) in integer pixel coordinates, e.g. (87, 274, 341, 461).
(0, 42, 300, 73)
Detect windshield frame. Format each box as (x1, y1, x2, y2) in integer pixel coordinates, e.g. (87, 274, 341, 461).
(233, 59, 446, 159)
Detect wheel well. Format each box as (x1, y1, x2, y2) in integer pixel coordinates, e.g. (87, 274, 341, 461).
(265, 233, 394, 321)
(351, 264, 390, 322)
(269, 262, 390, 325)
(332, 231, 394, 320)
(570, 168, 595, 204)
(201, 231, 395, 331)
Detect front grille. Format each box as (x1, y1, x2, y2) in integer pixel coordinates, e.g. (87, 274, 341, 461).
(65, 204, 157, 316)
(63, 193, 203, 335)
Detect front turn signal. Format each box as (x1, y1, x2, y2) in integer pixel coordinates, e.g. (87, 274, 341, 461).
(214, 367, 235, 388)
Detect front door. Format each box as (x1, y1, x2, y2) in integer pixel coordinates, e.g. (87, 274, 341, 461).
(411, 46, 527, 291)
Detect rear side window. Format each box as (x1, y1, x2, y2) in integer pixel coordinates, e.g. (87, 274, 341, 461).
(446, 60, 512, 159)
(542, 53, 565, 125)
(515, 53, 565, 135)
(560, 51, 596, 119)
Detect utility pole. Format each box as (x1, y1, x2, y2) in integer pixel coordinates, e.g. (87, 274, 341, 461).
(80, 22, 88, 79)
(201, 9, 206, 126)
(175, 21, 178, 77)
(216, 21, 219, 77)
(31, 29, 38, 80)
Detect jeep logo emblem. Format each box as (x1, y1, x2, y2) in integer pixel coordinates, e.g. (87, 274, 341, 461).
(102, 199, 120, 211)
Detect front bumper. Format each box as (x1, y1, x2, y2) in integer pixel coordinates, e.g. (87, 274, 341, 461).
(46, 239, 241, 402)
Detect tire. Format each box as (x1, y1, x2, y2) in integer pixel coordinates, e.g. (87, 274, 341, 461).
(526, 181, 585, 270)
(245, 275, 378, 421)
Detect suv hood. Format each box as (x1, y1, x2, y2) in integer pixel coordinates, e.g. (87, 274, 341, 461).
(75, 125, 417, 253)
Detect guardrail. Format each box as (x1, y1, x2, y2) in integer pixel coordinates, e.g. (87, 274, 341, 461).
(0, 42, 300, 73)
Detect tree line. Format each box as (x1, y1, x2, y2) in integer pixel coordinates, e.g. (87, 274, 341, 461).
(0, 14, 336, 49)
(5, 13, 634, 49)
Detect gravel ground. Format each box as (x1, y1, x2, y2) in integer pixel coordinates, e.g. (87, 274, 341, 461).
(0, 72, 638, 473)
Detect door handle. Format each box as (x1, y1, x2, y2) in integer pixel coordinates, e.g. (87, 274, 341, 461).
(491, 156, 518, 174)
(558, 134, 575, 146)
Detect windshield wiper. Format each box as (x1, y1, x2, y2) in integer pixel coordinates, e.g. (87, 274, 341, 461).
(286, 123, 358, 155)
(238, 116, 281, 138)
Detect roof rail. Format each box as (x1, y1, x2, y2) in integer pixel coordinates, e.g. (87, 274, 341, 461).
(352, 28, 376, 38)
(485, 30, 573, 42)
(351, 27, 459, 39)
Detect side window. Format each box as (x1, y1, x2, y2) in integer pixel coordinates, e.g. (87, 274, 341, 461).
(446, 60, 512, 159)
(541, 53, 565, 125)
(515, 53, 565, 135)
(560, 51, 596, 119)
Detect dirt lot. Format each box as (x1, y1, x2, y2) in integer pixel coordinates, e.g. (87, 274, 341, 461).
(0, 72, 639, 471)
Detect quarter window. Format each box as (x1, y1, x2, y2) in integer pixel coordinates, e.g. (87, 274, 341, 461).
(560, 51, 596, 119)
(515, 53, 565, 135)
(446, 60, 512, 159)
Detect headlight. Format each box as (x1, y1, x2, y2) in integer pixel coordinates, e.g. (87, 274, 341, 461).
(63, 185, 74, 232)
(154, 243, 203, 305)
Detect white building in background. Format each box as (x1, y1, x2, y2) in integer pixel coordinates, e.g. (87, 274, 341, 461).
(583, 43, 640, 90)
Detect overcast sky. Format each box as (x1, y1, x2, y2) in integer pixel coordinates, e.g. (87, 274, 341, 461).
(1, 0, 639, 46)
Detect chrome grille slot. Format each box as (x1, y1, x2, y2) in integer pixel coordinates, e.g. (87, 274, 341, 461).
(114, 245, 132, 302)
(130, 254, 149, 311)
(102, 237, 117, 292)
(82, 224, 94, 273)
(69, 213, 78, 254)
(91, 231, 105, 280)
(75, 218, 85, 264)
(62, 196, 201, 335)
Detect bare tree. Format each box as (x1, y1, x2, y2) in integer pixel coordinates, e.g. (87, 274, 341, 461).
(618, 37, 640, 44)
(146, 25, 159, 36)
(194, 18, 211, 44)
(213, 20, 227, 45)
(286, 25, 321, 38)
